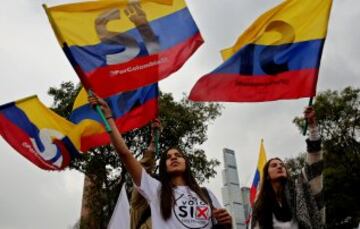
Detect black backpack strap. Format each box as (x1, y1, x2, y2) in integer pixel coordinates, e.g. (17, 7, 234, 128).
(201, 187, 232, 229)
(201, 187, 214, 209)
(201, 186, 218, 227)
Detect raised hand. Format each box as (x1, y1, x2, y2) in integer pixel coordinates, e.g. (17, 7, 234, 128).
(213, 208, 232, 226)
(124, 3, 148, 26)
(88, 95, 113, 119)
(304, 106, 316, 128)
(151, 118, 161, 132)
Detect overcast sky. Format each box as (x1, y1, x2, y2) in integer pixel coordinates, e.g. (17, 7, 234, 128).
(0, 0, 359, 228)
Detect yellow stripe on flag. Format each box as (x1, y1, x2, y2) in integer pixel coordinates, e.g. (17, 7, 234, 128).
(16, 97, 74, 135)
(47, 0, 186, 46)
(15, 96, 104, 150)
(221, 0, 333, 60)
(73, 87, 89, 110)
(257, 139, 268, 181)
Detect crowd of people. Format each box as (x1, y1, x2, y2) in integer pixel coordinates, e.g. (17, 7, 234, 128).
(89, 95, 324, 229)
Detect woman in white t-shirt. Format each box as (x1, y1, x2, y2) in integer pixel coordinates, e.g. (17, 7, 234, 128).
(89, 96, 232, 229)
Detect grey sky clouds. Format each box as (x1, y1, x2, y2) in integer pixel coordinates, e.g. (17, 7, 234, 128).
(1, 0, 359, 228)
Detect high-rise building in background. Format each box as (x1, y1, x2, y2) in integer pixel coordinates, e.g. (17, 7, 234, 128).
(221, 148, 247, 229)
(241, 187, 251, 223)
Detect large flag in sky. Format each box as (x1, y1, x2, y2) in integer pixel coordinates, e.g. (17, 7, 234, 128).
(70, 83, 159, 151)
(0, 96, 81, 170)
(190, 0, 333, 102)
(45, 0, 203, 98)
(250, 139, 267, 207)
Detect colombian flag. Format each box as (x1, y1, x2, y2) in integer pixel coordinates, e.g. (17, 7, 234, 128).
(190, 0, 332, 102)
(0, 96, 81, 170)
(45, 0, 203, 98)
(69, 83, 159, 151)
(250, 139, 267, 207)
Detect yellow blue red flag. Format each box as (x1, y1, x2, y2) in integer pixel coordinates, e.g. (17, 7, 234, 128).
(0, 96, 81, 170)
(70, 83, 159, 151)
(0, 90, 158, 169)
(190, 0, 332, 102)
(250, 139, 267, 207)
(45, 0, 203, 98)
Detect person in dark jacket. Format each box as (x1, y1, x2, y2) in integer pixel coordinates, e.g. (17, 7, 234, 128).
(251, 107, 324, 229)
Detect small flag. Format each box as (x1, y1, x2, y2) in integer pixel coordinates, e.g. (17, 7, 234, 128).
(190, 0, 332, 102)
(250, 139, 267, 206)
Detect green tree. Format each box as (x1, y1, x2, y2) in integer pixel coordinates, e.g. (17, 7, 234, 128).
(284, 153, 306, 181)
(48, 82, 222, 228)
(292, 87, 360, 228)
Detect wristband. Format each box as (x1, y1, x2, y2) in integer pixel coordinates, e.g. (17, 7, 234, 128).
(105, 116, 113, 120)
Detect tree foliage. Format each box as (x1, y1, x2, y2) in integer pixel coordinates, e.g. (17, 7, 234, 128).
(284, 153, 306, 181)
(292, 87, 360, 228)
(48, 82, 222, 228)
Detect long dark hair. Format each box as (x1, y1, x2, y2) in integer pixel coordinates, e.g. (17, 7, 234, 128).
(159, 147, 210, 220)
(251, 157, 293, 229)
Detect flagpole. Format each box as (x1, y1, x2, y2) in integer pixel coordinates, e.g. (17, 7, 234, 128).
(154, 128, 160, 157)
(43, 4, 112, 133)
(302, 97, 313, 136)
(153, 117, 160, 157)
(88, 90, 112, 132)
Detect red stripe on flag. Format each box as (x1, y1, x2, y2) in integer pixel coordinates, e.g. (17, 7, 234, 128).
(250, 185, 258, 207)
(0, 114, 57, 170)
(116, 98, 158, 132)
(189, 69, 318, 102)
(80, 98, 158, 151)
(86, 33, 203, 98)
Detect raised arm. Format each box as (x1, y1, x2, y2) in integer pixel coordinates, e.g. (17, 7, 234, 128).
(302, 106, 325, 222)
(140, 119, 160, 173)
(88, 95, 143, 186)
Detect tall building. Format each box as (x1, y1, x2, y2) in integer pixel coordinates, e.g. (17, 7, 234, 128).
(241, 187, 251, 223)
(221, 148, 247, 229)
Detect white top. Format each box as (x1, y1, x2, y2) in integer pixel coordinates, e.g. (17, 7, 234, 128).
(136, 169, 222, 229)
(273, 215, 298, 229)
(252, 215, 299, 229)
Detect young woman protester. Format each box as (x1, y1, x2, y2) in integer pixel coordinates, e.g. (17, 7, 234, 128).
(251, 107, 325, 229)
(89, 96, 233, 229)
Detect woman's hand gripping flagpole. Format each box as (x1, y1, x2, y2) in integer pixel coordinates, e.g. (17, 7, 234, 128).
(88, 90, 112, 133)
(302, 97, 313, 135)
(151, 119, 161, 157)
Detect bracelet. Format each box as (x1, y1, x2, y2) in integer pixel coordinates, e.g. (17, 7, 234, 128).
(105, 116, 113, 120)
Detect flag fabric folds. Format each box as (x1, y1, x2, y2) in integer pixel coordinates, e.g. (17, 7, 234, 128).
(0, 96, 80, 170)
(0, 86, 157, 170)
(190, 0, 333, 102)
(107, 185, 130, 229)
(45, 0, 203, 98)
(70, 83, 159, 151)
(250, 139, 267, 207)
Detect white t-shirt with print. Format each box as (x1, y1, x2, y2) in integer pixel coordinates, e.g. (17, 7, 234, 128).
(136, 169, 222, 229)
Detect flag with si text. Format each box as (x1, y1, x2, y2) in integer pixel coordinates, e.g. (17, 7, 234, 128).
(45, 0, 203, 98)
